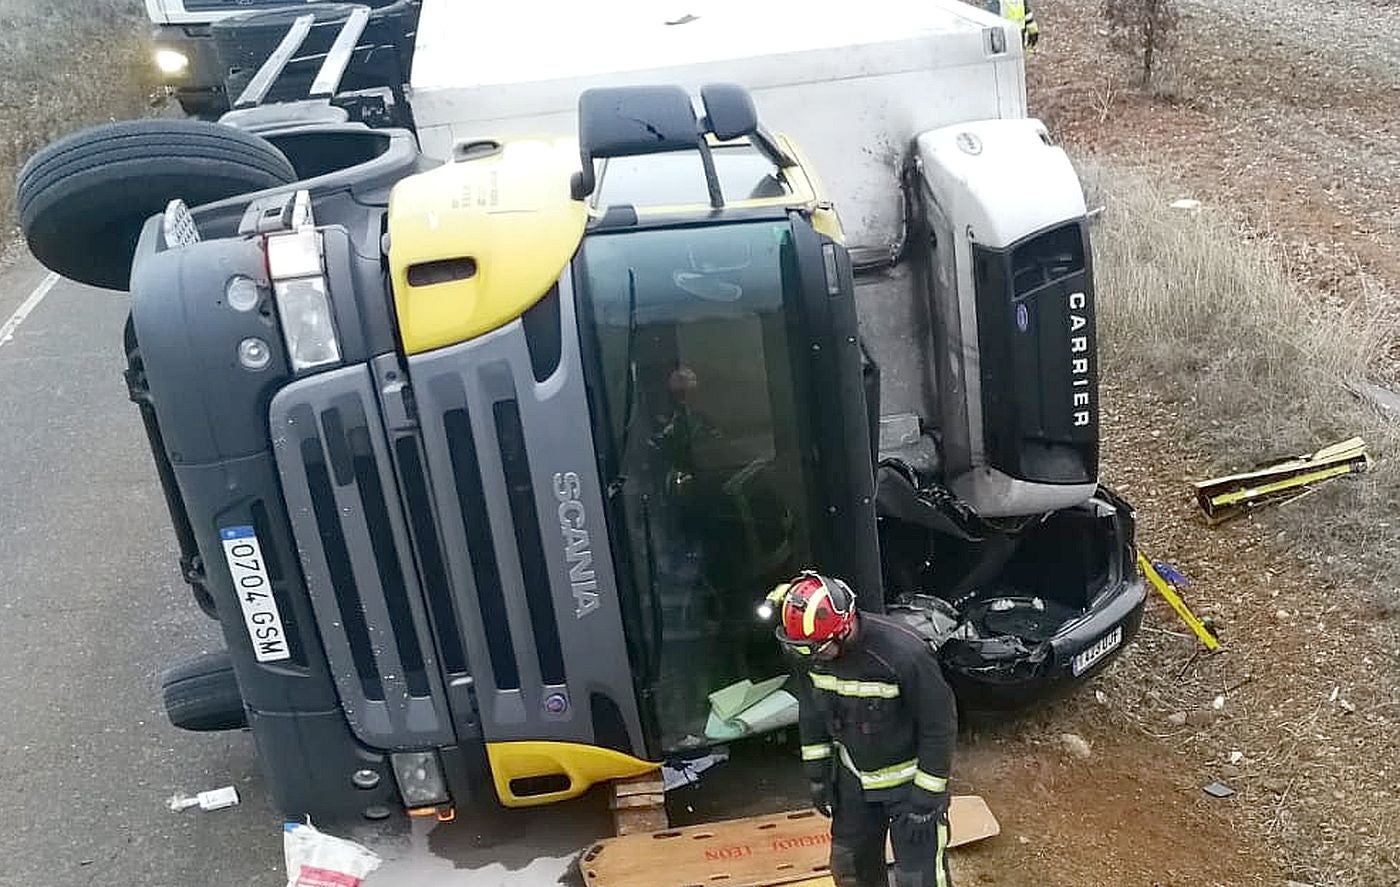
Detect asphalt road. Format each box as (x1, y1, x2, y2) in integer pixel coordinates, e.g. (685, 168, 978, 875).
(0, 249, 810, 886)
(0, 253, 626, 886)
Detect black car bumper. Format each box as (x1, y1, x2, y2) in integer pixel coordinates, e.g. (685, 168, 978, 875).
(938, 484, 1149, 713)
(942, 572, 1147, 712)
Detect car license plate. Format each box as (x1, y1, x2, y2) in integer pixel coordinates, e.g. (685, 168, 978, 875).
(1071, 625, 1123, 676)
(221, 525, 290, 663)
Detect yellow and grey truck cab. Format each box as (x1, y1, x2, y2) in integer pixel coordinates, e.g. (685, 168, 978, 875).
(123, 84, 894, 817)
(20, 0, 1145, 822)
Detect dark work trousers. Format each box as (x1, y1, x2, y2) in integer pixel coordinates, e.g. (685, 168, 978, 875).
(829, 768, 953, 887)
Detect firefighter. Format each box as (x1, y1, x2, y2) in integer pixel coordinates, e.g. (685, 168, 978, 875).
(769, 571, 957, 887)
(984, 0, 1040, 48)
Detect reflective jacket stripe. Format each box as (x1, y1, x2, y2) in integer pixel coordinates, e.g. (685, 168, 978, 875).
(836, 742, 918, 789)
(801, 743, 833, 762)
(914, 769, 949, 793)
(810, 673, 900, 699)
(936, 822, 950, 887)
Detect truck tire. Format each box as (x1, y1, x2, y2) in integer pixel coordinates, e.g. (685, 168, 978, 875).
(162, 651, 248, 733)
(17, 119, 297, 291)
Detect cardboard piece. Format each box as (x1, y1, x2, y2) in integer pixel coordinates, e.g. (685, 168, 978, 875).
(732, 691, 799, 735)
(580, 795, 999, 887)
(704, 710, 749, 741)
(706, 678, 798, 740)
(709, 676, 791, 721)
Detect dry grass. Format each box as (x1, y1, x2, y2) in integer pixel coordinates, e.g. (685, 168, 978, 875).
(0, 0, 156, 237)
(1085, 159, 1400, 613)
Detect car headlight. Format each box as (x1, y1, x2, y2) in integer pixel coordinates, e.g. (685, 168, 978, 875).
(154, 48, 190, 75)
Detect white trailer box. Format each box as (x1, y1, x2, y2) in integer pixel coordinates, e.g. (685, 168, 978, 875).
(408, 0, 1025, 252)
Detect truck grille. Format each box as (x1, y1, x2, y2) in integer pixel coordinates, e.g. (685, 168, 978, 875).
(493, 399, 567, 687)
(405, 274, 645, 753)
(269, 278, 646, 756)
(442, 406, 521, 690)
(270, 365, 453, 750)
(393, 436, 468, 676)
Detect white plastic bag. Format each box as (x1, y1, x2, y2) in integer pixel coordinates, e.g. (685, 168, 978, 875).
(284, 821, 382, 887)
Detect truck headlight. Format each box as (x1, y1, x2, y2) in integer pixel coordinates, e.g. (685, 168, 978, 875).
(155, 49, 190, 75)
(274, 277, 341, 369)
(390, 751, 450, 808)
(267, 223, 342, 373)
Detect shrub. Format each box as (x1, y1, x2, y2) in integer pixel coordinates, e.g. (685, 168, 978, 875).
(1102, 0, 1180, 89)
(1084, 160, 1400, 612)
(0, 0, 156, 236)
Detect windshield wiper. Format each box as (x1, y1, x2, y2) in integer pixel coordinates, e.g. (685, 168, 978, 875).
(606, 266, 641, 499)
(639, 495, 663, 684)
(598, 267, 663, 686)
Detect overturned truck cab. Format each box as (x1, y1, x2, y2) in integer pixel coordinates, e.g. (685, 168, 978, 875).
(22, 0, 1146, 823)
(121, 90, 1140, 820)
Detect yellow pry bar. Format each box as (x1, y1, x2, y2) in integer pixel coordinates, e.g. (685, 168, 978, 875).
(1137, 552, 1220, 652)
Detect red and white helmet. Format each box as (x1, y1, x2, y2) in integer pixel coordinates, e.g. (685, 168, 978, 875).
(774, 571, 857, 655)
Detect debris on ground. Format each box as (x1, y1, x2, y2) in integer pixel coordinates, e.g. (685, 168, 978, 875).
(1192, 437, 1370, 525)
(1202, 782, 1236, 799)
(1344, 380, 1400, 419)
(283, 821, 380, 887)
(1185, 709, 1218, 728)
(663, 748, 731, 791)
(167, 786, 239, 812)
(1059, 733, 1093, 760)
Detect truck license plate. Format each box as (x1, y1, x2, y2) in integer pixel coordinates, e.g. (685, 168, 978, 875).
(1071, 625, 1122, 676)
(221, 525, 291, 663)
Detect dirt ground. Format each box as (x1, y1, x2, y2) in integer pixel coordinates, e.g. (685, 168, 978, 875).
(1031, 0, 1400, 354)
(912, 385, 1398, 887)
(946, 376, 1399, 887)
(888, 2, 1400, 885)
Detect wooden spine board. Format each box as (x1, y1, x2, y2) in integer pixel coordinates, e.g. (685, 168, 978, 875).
(582, 796, 999, 887)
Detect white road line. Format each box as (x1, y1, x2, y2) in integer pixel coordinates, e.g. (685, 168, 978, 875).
(0, 272, 60, 349)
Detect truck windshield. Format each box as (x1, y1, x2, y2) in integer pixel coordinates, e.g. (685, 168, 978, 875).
(574, 220, 814, 750)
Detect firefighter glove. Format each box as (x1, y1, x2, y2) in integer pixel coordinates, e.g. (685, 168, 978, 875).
(809, 779, 833, 818)
(896, 793, 948, 845)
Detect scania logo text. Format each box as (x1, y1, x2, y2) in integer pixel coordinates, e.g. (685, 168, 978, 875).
(555, 472, 600, 618)
(1069, 291, 1092, 428)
